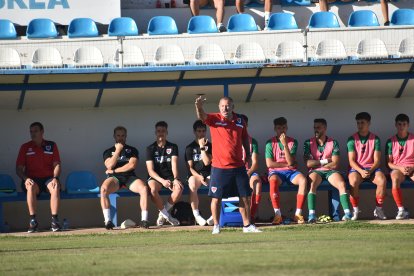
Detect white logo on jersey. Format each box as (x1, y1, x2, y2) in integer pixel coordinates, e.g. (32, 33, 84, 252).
(166, 148, 172, 155)
(125, 148, 131, 153)
(193, 153, 202, 161)
(205, 146, 209, 151)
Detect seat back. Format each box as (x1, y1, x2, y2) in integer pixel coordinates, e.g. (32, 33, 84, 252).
(188, 16, 218, 34)
(108, 17, 139, 36)
(398, 38, 414, 58)
(391, 9, 414, 26)
(147, 16, 178, 35)
(66, 171, 99, 194)
(32, 47, 63, 68)
(227, 14, 258, 32)
(0, 48, 21, 68)
(73, 47, 104, 67)
(68, 18, 99, 38)
(0, 174, 17, 197)
(26, 18, 58, 38)
(356, 38, 388, 59)
(234, 43, 266, 63)
(153, 45, 185, 65)
(0, 19, 17, 39)
(267, 13, 298, 30)
(113, 46, 145, 66)
(194, 43, 226, 64)
(308, 12, 340, 28)
(275, 40, 304, 62)
(315, 39, 347, 60)
(348, 10, 380, 27)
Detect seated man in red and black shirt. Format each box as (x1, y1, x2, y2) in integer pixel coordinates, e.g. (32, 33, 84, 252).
(16, 122, 61, 233)
(146, 121, 182, 227)
(101, 126, 149, 229)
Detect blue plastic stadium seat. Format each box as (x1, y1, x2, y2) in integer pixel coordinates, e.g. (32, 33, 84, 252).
(68, 18, 99, 38)
(0, 19, 17, 39)
(267, 13, 299, 30)
(66, 171, 99, 194)
(147, 16, 178, 35)
(308, 12, 340, 28)
(348, 10, 380, 27)
(0, 174, 17, 197)
(26, 18, 58, 39)
(219, 197, 243, 227)
(187, 15, 218, 34)
(108, 17, 138, 36)
(227, 14, 258, 32)
(391, 9, 414, 26)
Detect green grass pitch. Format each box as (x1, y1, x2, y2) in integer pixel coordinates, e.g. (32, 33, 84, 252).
(1, 222, 414, 275)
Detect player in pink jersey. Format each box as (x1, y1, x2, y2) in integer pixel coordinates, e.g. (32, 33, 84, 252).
(265, 117, 307, 224)
(304, 118, 352, 223)
(347, 112, 387, 220)
(386, 114, 414, 220)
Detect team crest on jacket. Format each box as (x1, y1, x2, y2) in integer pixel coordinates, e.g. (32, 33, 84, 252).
(211, 187, 217, 193)
(45, 145, 51, 151)
(166, 148, 172, 154)
(237, 118, 241, 124)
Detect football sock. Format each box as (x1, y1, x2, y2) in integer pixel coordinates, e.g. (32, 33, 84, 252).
(264, 11, 270, 21)
(349, 195, 359, 208)
(193, 209, 200, 217)
(103, 208, 110, 223)
(392, 188, 403, 208)
(307, 192, 316, 211)
(250, 194, 258, 218)
(353, 207, 359, 214)
(273, 208, 281, 215)
(269, 178, 280, 209)
(30, 214, 36, 220)
(255, 194, 261, 205)
(217, 23, 223, 28)
(52, 214, 58, 221)
(375, 195, 384, 207)
(141, 210, 148, 221)
(295, 209, 302, 216)
(165, 202, 173, 211)
(296, 193, 305, 210)
(340, 193, 351, 213)
(160, 208, 170, 218)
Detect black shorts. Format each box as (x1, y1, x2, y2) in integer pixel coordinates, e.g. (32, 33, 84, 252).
(109, 175, 138, 189)
(21, 177, 54, 195)
(209, 166, 251, 199)
(147, 176, 175, 190)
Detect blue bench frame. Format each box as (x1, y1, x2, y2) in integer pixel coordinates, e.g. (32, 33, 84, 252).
(0, 180, 412, 231)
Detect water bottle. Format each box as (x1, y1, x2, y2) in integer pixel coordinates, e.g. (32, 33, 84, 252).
(63, 218, 69, 230)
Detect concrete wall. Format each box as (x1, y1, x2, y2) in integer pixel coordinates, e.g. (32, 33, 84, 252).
(2, 96, 414, 230)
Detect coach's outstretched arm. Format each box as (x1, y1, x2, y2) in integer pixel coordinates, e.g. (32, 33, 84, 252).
(195, 96, 207, 121)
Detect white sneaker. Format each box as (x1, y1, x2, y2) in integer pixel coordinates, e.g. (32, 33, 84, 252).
(374, 208, 387, 220)
(195, 215, 207, 226)
(396, 209, 409, 220)
(212, 224, 220, 234)
(166, 214, 180, 226)
(156, 211, 166, 226)
(351, 210, 360, 221)
(243, 224, 262, 233)
(206, 216, 214, 226)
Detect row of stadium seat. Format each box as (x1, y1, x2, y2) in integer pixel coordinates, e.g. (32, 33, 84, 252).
(0, 8, 413, 39)
(1, 36, 412, 69)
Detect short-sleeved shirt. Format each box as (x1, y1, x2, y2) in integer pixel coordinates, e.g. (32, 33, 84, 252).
(185, 140, 212, 178)
(303, 137, 340, 159)
(347, 133, 381, 152)
(204, 112, 249, 169)
(146, 141, 178, 179)
(16, 140, 61, 179)
(103, 144, 138, 178)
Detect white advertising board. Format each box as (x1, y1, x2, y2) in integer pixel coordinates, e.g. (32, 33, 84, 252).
(0, 0, 121, 25)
